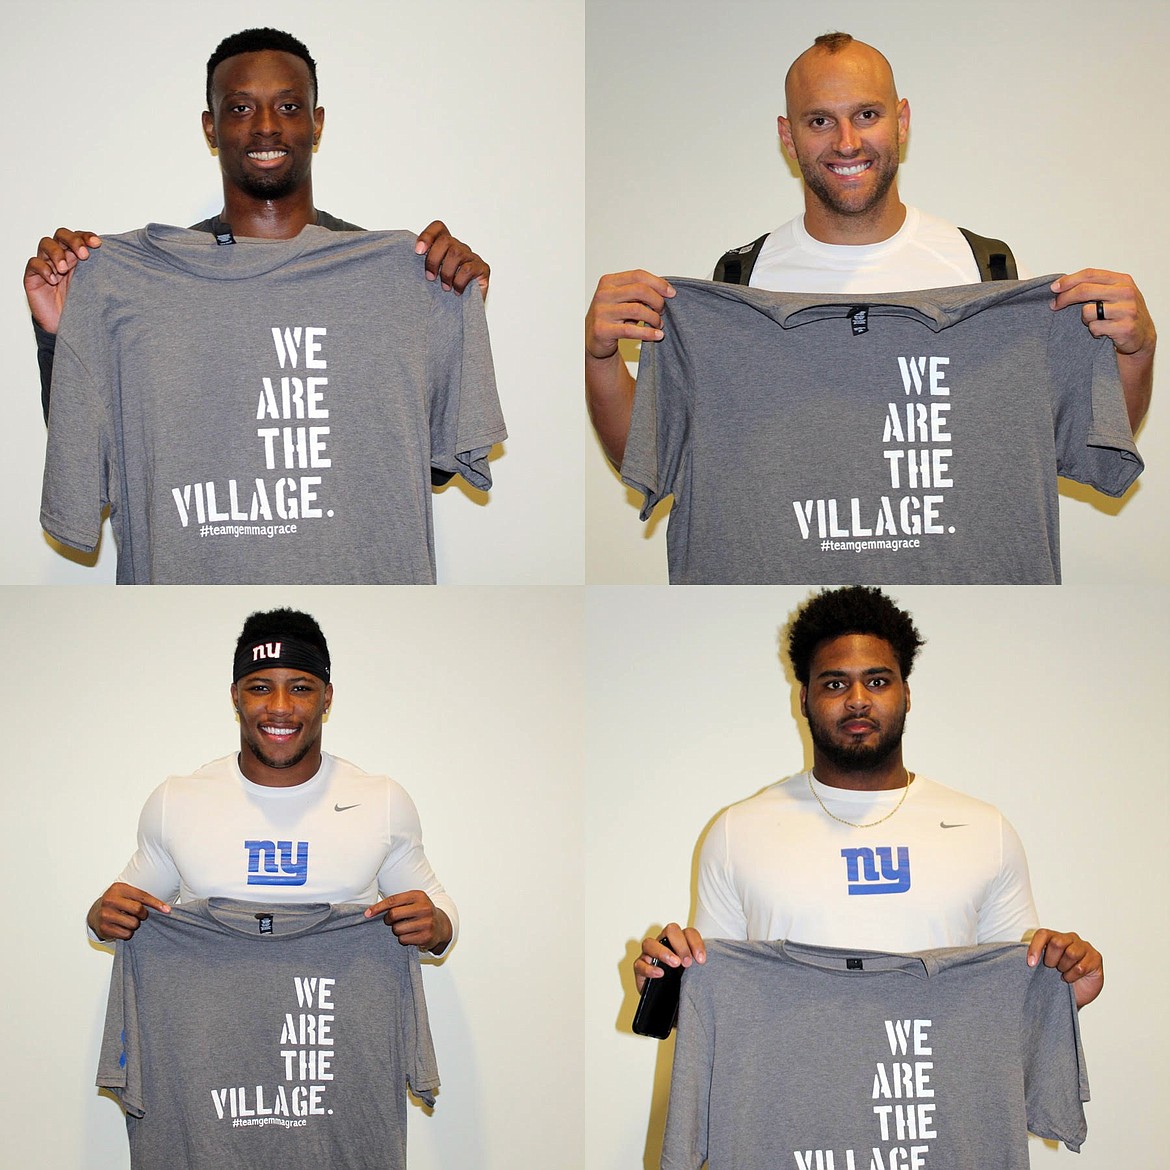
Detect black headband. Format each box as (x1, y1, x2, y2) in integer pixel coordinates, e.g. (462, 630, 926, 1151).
(233, 635, 331, 684)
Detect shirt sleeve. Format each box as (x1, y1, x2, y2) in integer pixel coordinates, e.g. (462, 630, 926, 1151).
(402, 945, 441, 1106)
(116, 782, 185, 902)
(40, 329, 109, 553)
(379, 779, 459, 948)
(620, 325, 690, 521)
(1048, 302, 1142, 494)
(1020, 963, 1090, 1151)
(694, 811, 749, 941)
(976, 814, 1040, 944)
(660, 975, 712, 1170)
(427, 283, 506, 491)
(95, 938, 146, 1118)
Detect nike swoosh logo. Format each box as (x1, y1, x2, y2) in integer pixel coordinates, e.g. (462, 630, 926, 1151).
(939, 821, 968, 829)
(334, 803, 361, 812)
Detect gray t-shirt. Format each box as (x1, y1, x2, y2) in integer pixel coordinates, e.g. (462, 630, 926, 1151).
(41, 223, 506, 583)
(97, 899, 439, 1170)
(662, 939, 1089, 1170)
(622, 276, 1141, 584)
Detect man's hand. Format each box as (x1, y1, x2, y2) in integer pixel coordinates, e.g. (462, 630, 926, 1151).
(414, 220, 489, 295)
(586, 269, 675, 362)
(1026, 928, 1104, 1009)
(365, 889, 452, 954)
(24, 228, 102, 334)
(87, 882, 171, 942)
(585, 269, 675, 467)
(634, 922, 706, 994)
(1050, 269, 1156, 430)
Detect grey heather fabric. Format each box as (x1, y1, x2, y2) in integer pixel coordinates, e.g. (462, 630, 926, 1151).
(622, 276, 1141, 584)
(662, 939, 1089, 1170)
(97, 899, 438, 1170)
(41, 223, 506, 583)
(35, 209, 363, 421)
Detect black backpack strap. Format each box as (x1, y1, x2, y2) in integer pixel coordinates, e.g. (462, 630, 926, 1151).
(713, 232, 770, 285)
(958, 227, 1017, 282)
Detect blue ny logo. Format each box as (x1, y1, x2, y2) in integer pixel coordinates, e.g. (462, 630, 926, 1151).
(840, 846, 911, 895)
(244, 839, 309, 886)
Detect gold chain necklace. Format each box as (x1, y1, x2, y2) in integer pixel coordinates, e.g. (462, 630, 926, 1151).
(808, 770, 915, 828)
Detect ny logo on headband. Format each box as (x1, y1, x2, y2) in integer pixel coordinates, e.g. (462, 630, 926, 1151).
(251, 641, 283, 662)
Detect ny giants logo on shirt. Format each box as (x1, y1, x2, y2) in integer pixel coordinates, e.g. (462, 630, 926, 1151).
(840, 846, 911, 895)
(245, 840, 309, 886)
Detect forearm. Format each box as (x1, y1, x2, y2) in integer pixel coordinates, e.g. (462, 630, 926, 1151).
(429, 908, 453, 956)
(34, 318, 56, 423)
(1116, 345, 1154, 432)
(585, 350, 637, 468)
(86, 895, 105, 940)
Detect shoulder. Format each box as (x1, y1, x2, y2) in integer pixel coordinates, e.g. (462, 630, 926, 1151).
(325, 755, 416, 802)
(909, 776, 1011, 823)
(713, 775, 807, 832)
(176, 753, 237, 782)
(315, 209, 366, 232)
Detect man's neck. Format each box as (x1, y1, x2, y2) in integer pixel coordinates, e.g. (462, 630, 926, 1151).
(237, 747, 324, 788)
(811, 752, 909, 791)
(802, 196, 907, 246)
(219, 184, 317, 239)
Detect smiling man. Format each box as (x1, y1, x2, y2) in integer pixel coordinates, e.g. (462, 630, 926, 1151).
(635, 586, 1103, 1010)
(86, 607, 455, 954)
(586, 34, 1153, 584)
(25, 26, 489, 420)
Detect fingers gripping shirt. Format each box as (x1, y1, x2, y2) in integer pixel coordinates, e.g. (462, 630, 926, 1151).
(621, 276, 1141, 584)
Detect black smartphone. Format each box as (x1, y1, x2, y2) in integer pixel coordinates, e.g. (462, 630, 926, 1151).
(632, 940, 683, 1038)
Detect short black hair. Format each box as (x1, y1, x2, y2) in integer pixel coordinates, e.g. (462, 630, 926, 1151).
(206, 28, 319, 111)
(787, 587, 923, 684)
(235, 608, 330, 670)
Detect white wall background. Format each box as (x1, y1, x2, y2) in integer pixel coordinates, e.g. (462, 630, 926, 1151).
(0, 585, 583, 1169)
(585, 0, 1170, 584)
(3, 0, 585, 584)
(587, 586, 1168, 1168)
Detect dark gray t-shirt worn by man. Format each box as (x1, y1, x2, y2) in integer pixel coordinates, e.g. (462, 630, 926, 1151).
(41, 223, 506, 583)
(662, 939, 1089, 1170)
(97, 899, 439, 1170)
(622, 276, 1141, 584)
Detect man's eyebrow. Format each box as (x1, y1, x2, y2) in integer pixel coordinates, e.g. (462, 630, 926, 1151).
(814, 665, 895, 679)
(802, 99, 888, 117)
(221, 87, 305, 100)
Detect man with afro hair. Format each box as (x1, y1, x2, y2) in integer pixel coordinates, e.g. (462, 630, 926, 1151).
(635, 586, 1103, 1011)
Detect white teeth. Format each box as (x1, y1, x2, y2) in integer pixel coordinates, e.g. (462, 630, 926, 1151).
(248, 150, 287, 161)
(831, 162, 869, 176)
(262, 726, 296, 737)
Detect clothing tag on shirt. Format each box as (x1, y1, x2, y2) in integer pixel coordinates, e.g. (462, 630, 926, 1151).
(255, 913, 274, 935)
(848, 307, 869, 336)
(215, 227, 237, 246)
(846, 957, 864, 970)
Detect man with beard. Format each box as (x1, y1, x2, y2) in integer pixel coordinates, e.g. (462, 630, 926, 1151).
(586, 32, 1154, 466)
(87, 607, 455, 956)
(25, 27, 489, 422)
(634, 586, 1104, 1010)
